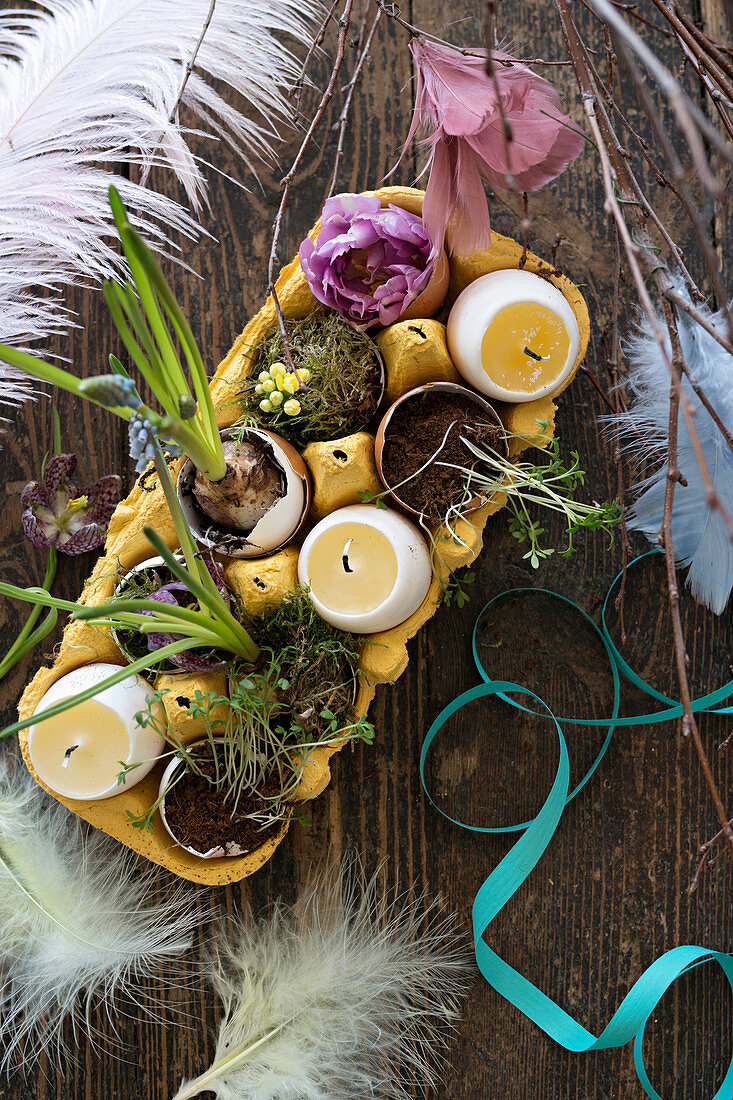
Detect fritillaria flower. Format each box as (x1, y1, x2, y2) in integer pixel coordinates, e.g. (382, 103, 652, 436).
(142, 561, 229, 672)
(299, 193, 437, 327)
(401, 40, 585, 254)
(21, 453, 121, 555)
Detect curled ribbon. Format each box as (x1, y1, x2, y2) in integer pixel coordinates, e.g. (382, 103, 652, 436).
(420, 550, 733, 1099)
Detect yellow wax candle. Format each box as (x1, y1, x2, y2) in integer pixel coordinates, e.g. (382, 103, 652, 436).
(481, 302, 570, 394)
(298, 505, 432, 634)
(306, 522, 398, 615)
(29, 701, 131, 799)
(28, 663, 166, 801)
(447, 269, 581, 403)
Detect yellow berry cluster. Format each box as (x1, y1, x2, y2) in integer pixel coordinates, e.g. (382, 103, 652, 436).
(254, 361, 310, 417)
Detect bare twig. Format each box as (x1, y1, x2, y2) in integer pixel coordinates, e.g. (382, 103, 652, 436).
(327, 7, 382, 199)
(267, 0, 356, 374)
(291, 0, 342, 112)
(586, 0, 733, 184)
(553, 0, 733, 866)
(172, 0, 217, 121)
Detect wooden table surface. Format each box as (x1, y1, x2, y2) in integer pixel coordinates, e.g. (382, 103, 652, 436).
(1, 1, 731, 1097)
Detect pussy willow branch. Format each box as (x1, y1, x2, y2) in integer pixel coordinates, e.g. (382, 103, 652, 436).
(553, 0, 733, 867)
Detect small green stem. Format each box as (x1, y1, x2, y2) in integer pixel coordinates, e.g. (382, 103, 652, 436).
(0, 548, 58, 681)
(152, 445, 202, 579)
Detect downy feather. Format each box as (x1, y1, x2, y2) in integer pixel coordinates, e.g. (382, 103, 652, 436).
(0, 364, 37, 419)
(609, 287, 733, 614)
(0, 0, 317, 351)
(0, 752, 195, 1072)
(173, 857, 473, 1100)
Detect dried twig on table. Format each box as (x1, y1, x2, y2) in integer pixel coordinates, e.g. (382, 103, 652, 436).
(553, 0, 733, 874)
(327, 7, 382, 199)
(267, 0, 356, 374)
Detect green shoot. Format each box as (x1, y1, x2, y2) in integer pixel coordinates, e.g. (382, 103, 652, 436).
(0, 187, 226, 482)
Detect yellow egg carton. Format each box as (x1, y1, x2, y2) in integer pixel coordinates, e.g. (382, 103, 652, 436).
(17, 186, 589, 885)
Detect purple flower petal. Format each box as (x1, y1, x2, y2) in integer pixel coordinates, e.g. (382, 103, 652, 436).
(58, 523, 108, 555)
(169, 649, 227, 672)
(79, 474, 122, 525)
(21, 479, 48, 512)
(21, 511, 54, 550)
(141, 573, 229, 671)
(43, 453, 77, 496)
(299, 193, 438, 328)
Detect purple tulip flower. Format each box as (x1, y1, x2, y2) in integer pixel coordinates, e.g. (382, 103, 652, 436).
(21, 453, 121, 555)
(299, 194, 437, 327)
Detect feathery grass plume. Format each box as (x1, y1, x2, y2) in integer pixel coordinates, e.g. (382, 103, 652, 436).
(172, 856, 473, 1100)
(0, 752, 195, 1072)
(0, 0, 317, 350)
(607, 285, 733, 613)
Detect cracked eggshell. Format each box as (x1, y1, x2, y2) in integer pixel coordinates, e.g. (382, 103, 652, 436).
(397, 248, 450, 321)
(298, 504, 433, 634)
(27, 663, 165, 801)
(158, 738, 291, 859)
(177, 428, 310, 559)
(374, 381, 508, 518)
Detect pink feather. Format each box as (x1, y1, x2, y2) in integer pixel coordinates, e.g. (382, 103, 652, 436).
(398, 40, 585, 255)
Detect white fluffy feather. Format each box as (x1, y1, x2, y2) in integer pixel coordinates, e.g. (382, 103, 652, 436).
(0, 752, 195, 1072)
(0, 0, 316, 349)
(0, 364, 37, 419)
(610, 289, 733, 614)
(173, 858, 472, 1100)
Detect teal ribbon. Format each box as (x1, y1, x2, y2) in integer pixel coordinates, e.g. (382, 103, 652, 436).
(421, 550, 733, 1098)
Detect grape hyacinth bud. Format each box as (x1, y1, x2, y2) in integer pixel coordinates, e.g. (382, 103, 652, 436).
(128, 414, 159, 473)
(178, 394, 197, 420)
(79, 374, 141, 409)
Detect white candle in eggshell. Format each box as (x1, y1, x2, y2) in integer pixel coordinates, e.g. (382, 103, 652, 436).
(27, 663, 165, 800)
(298, 504, 432, 634)
(447, 269, 580, 403)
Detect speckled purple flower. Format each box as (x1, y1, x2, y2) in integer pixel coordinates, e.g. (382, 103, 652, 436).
(299, 194, 437, 327)
(143, 562, 228, 672)
(21, 454, 121, 555)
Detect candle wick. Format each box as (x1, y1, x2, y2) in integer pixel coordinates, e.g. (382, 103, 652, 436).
(342, 538, 354, 573)
(523, 346, 547, 362)
(61, 744, 79, 768)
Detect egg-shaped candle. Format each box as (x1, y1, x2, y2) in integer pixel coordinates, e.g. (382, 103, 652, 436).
(27, 663, 165, 800)
(446, 269, 580, 403)
(298, 504, 432, 634)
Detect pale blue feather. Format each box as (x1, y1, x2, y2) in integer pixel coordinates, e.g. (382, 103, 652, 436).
(612, 291, 733, 614)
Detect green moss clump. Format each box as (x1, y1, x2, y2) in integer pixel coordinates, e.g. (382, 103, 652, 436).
(238, 311, 383, 448)
(245, 585, 364, 730)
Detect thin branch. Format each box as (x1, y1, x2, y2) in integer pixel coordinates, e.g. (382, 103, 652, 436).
(553, 0, 733, 864)
(326, 7, 382, 199)
(171, 0, 217, 122)
(586, 0, 733, 185)
(267, 0, 357, 374)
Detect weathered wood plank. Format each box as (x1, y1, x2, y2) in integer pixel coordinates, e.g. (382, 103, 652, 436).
(0, 1, 730, 1097)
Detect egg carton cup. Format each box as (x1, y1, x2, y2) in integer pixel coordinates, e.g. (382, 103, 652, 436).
(17, 186, 589, 885)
